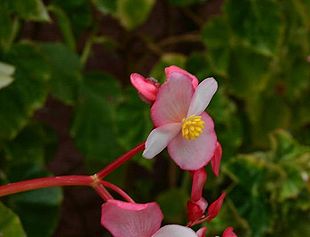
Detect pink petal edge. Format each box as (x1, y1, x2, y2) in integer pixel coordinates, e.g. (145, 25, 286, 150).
(165, 65, 199, 89)
(101, 200, 163, 237)
(151, 74, 194, 127)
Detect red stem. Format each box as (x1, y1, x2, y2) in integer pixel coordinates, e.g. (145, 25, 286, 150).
(96, 142, 145, 179)
(93, 185, 114, 201)
(0, 143, 145, 199)
(0, 176, 93, 197)
(101, 180, 135, 203)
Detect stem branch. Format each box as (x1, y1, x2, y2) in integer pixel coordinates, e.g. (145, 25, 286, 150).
(0, 176, 93, 197)
(96, 142, 145, 179)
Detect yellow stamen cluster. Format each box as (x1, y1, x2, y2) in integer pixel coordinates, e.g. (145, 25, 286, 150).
(182, 115, 205, 140)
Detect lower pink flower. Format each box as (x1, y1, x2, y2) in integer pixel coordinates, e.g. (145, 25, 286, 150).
(101, 200, 204, 237)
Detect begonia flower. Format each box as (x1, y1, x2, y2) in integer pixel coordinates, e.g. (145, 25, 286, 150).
(141, 66, 218, 170)
(101, 200, 205, 237)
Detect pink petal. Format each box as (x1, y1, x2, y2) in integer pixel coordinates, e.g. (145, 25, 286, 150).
(222, 227, 237, 237)
(196, 227, 207, 237)
(151, 72, 194, 127)
(206, 192, 226, 221)
(191, 168, 207, 202)
(211, 142, 222, 177)
(143, 123, 181, 159)
(167, 112, 217, 170)
(152, 225, 198, 237)
(187, 78, 218, 117)
(130, 73, 159, 103)
(165, 65, 199, 89)
(101, 200, 163, 237)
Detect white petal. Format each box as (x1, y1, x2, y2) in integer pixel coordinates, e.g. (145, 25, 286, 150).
(143, 123, 181, 159)
(152, 225, 198, 237)
(187, 77, 218, 116)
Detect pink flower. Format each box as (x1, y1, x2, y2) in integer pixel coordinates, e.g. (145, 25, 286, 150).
(141, 66, 218, 170)
(101, 200, 205, 237)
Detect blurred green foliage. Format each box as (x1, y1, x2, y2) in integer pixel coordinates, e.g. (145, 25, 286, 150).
(0, 0, 309, 236)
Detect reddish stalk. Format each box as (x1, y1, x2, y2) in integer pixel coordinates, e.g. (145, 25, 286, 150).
(96, 142, 145, 179)
(0, 143, 145, 199)
(93, 185, 114, 200)
(101, 180, 135, 203)
(0, 176, 93, 197)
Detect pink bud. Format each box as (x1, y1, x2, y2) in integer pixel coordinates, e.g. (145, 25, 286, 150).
(191, 168, 207, 202)
(130, 73, 159, 103)
(206, 192, 226, 221)
(211, 142, 222, 177)
(222, 227, 237, 237)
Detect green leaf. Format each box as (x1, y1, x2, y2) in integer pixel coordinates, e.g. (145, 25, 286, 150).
(0, 43, 50, 144)
(228, 47, 271, 99)
(0, 61, 15, 90)
(0, 202, 26, 237)
(2, 124, 62, 237)
(225, 0, 282, 55)
(208, 88, 243, 157)
(52, 0, 93, 36)
(92, 0, 117, 15)
(202, 16, 231, 76)
(117, 0, 155, 30)
(40, 43, 81, 104)
(71, 72, 122, 171)
(116, 87, 153, 170)
(186, 52, 211, 80)
(0, 8, 18, 51)
(246, 94, 291, 148)
(8, 0, 50, 22)
(156, 188, 188, 223)
(7, 187, 62, 237)
(48, 5, 76, 51)
(168, 0, 207, 6)
(279, 166, 304, 201)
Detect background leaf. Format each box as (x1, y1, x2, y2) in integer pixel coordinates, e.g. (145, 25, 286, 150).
(0, 202, 26, 237)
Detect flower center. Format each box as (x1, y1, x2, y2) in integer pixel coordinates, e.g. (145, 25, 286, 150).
(182, 115, 205, 140)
